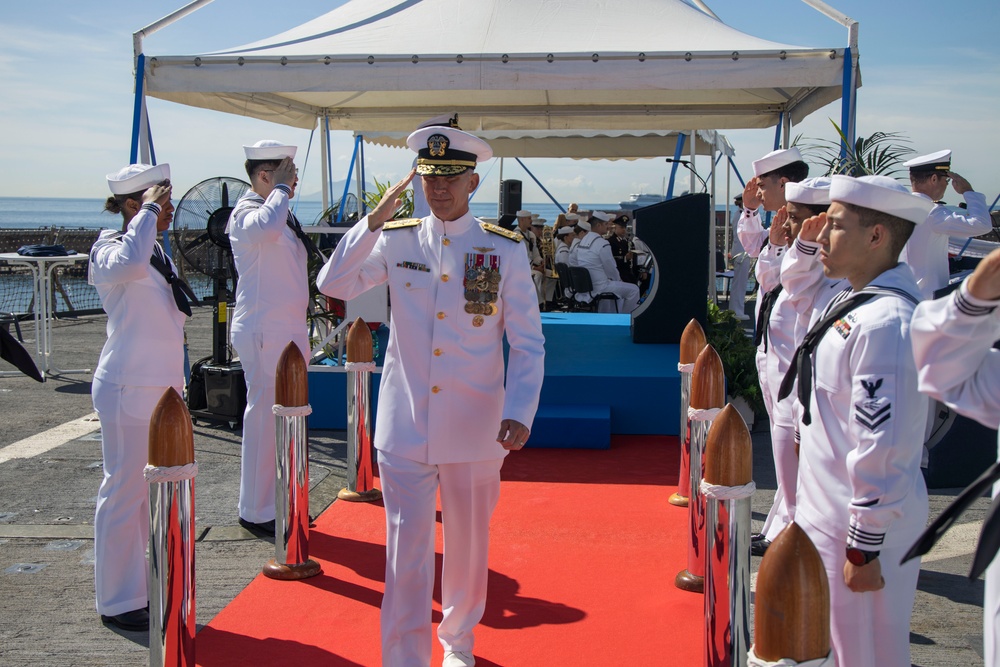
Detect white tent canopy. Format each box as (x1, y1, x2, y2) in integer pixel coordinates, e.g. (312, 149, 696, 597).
(143, 0, 855, 134)
(362, 129, 735, 160)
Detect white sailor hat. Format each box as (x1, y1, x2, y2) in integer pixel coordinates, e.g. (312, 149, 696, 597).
(557, 226, 575, 236)
(407, 126, 492, 176)
(244, 140, 297, 161)
(752, 147, 805, 177)
(532, 219, 546, 226)
(565, 213, 579, 221)
(516, 210, 533, 218)
(591, 211, 613, 222)
(784, 177, 832, 207)
(577, 220, 592, 231)
(830, 175, 934, 225)
(903, 149, 951, 173)
(577, 214, 591, 223)
(106, 163, 171, 195)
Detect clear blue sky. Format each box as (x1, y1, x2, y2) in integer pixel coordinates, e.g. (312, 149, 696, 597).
(0, 0, 996, 207)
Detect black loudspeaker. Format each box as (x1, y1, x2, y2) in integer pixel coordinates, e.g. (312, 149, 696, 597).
(500, 179, 522, 217)
(631, 193, 710, 344)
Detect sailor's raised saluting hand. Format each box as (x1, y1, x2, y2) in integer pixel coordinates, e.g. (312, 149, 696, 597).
(142, 181, 172, 208)
(769, 206, 789, 247)
(368, 169, 417, 232)
(798, 212, 827, 244)
(742, 177, 762, 211)
(966, 247, 1000, 301)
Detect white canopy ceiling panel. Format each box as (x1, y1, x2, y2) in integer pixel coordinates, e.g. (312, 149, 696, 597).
(144, 0, 854, 134)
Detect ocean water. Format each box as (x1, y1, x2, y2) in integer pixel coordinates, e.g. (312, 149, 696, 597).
(0, 196, 620, 231)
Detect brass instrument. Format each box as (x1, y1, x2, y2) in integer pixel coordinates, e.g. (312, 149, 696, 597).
(540, 224, 558, 278)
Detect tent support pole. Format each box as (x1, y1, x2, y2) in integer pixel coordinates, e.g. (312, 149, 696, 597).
(337, 136, 359, 224)
(129, 55, 146, 164)
(689, 130, 697, 195)
(320, 116, 330, 214)
(358, 135, 368, 215)
(709, 145, 718, 303)
(782, 113, 792, 150)
(666, 134, 686, 200)
(514, 158, 566, 214)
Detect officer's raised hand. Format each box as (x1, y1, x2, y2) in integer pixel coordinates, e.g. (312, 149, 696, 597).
(368, 169, 417, 232)
(948, 171, 974, 196)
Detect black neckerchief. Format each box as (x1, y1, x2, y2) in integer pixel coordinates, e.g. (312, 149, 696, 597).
(753, 284, 783, 351)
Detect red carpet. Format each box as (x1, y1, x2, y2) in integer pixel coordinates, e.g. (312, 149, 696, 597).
(195, 436, 702, 666)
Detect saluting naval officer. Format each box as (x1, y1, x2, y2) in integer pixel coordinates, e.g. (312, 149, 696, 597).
(901, 149, 992, 299)
(91, 163, 192, 632)
(228, 140, 314, 537)
(777, 175, 934, 667)
(316, 126, 545, 667)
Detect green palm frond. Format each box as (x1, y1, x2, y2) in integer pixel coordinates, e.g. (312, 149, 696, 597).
(797, 119, 914, 178)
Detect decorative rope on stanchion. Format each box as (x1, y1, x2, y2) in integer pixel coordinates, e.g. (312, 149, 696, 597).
(703, 404, 754, 667)
(670, 319, 707, 508)
(263, 341, 321, 581)
(675, 344, 725, 594)
(339, 317, 382, 503)
(749, 522, 832, 665)
(146, 387, 196, 667)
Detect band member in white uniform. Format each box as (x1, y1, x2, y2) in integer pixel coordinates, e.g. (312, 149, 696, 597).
(515, 210, 545, 305)
(567, 217, 587, 266)
(573, 212, 640, 312)
(228, 140, 311, 536)
(90, 163, 188, 632)
(778, 175, 934, 667)
(910, 247, 1000, 666)
(317, 126, 545, 667)
(901, 150, 992, 300)
(753, 178, 832, 555)
(554, 225, 574, 265)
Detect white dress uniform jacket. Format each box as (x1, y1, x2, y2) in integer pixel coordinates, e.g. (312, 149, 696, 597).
(786, 245, 928, 667)
(316, 212, 545, 464)
(555, 240, 570, 266)
(911, 283, 1000, 666)
(574, 231, 640, 312)
(567, 236, 582, 266)
(229, 188, 309, 335)
(89, 203, 186, 616)
(900, 191, 991, 299)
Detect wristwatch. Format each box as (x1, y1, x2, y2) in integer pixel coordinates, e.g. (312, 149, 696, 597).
(845, 547, 880, 566)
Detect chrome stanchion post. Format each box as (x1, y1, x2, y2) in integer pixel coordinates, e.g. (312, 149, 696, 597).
(675, 344, 726, 593)
(670, 319, 707, 508)
(145, 388, 197, 667)
(264, 341, 321, 581)
(339, 317, 382, 503)
(703, 405, 754, 667)
(748, 523, 833, 666)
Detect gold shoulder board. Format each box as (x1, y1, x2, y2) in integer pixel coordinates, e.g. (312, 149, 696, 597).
(480, 222, 522, 243)
(383, 218, 422, 231)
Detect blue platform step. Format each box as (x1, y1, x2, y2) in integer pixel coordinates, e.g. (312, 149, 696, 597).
(527, 404, 611, 450)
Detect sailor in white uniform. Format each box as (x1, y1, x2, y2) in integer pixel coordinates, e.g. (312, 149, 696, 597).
(901, 150, 992, 299)
(317, 126, 545, 667)
(738, 147, 809, 549)
(554, 224, 574, 265)
(567, 217, 587, 266)
(227, 140, 312, 536)
(573, 212, 640, 312)
(778, 175, 934, 667)
(727, 194, 751, 320)
(752, 178, 833, 554)
(910, 247, 1000, 666)
(515, 209, 545, 305)
(90, 163, 189, 632)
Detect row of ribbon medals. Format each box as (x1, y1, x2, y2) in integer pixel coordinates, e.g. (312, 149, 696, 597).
(464, 253, 500, 317)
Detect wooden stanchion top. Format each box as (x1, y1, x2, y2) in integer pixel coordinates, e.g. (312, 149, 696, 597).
(689, 344, 726, 410)
(754, 522, 831, 662)
(346, 317, 373, 363)
(148, 388, 194, 467)
(679, 319, 707, 365)
(703, 404, 752, 486)
(275, 341, 308, 408)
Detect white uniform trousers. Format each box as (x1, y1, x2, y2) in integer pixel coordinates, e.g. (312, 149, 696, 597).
(92, 378, 179, 616)
(728, 255, 750, 318)
(531, 269, 545, 306)
(988, 480, 1000, 666)
(232, 330, 309, 523)
(595, 279, 640, 313)
(761, 423, 797, 542)
(377, 449, 503, 667)
(802, 521, 920, 667)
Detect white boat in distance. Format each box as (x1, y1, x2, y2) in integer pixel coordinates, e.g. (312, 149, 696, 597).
(619, 193, 664, 210)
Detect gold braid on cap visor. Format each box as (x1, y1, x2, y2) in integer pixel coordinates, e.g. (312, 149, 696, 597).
(416, 159, 476, 176)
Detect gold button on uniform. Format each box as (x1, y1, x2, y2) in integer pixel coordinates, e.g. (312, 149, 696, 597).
(405, 282, 412, 287)
(441, 274, 450, 282)
(434, 349, 442, 356)
(431, 386, 441, 394)
(442, 238, 451, 246)
(437, 312, 446, 320)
